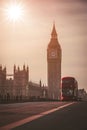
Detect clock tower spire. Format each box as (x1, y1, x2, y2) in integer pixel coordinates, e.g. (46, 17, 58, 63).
(51, 22, 57, 39)
(47, 23, 62, 100)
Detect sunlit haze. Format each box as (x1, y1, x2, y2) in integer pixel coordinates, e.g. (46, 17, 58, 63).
(0, 0, 87, 91)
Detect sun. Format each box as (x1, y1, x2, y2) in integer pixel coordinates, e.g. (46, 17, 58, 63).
(4, 2, 24, 22)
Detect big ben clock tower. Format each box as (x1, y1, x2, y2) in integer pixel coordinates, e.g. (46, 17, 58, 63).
(47, 23, 62, 100)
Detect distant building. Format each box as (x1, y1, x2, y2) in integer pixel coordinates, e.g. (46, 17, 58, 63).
(13, 65, 29, 100)
(5, 78, 14, 100)
(47, 24, 62, 100)
(0, 65, 48, 102)
(27, 81, 48, 100)
(0, 65, 6, 100)
(41, 84, 48, 99)
(27, 81, 42, 99)
(78, 89, 87, 101)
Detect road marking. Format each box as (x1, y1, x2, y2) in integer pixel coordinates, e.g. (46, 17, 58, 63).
(0, 102, 75, 130)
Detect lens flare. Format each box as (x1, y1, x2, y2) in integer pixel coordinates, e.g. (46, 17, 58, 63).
(4, 2, 24, 22)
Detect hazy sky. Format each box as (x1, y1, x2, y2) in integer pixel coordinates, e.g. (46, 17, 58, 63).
(0, 0, 87, 91)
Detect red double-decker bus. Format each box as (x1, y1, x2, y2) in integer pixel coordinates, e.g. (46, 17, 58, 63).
(61, 77, 78, 101)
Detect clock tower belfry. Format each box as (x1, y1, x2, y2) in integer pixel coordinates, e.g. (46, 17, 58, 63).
(47, 23, 62, 100)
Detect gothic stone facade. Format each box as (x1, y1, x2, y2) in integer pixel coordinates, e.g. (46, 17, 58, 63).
(0, 65, 47, 102)
(47, 24, 62, 100)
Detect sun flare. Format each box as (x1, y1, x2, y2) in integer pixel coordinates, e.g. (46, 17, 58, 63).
(4, 2, 24, 22)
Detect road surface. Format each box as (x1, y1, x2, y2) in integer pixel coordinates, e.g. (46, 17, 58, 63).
(0, 101, 87, 130)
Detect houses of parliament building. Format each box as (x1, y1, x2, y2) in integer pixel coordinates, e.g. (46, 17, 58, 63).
(0, 65, 48, 102)
(0, 24, 61, 102)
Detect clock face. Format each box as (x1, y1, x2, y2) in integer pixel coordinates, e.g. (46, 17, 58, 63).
(49, 49, 57, 59)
